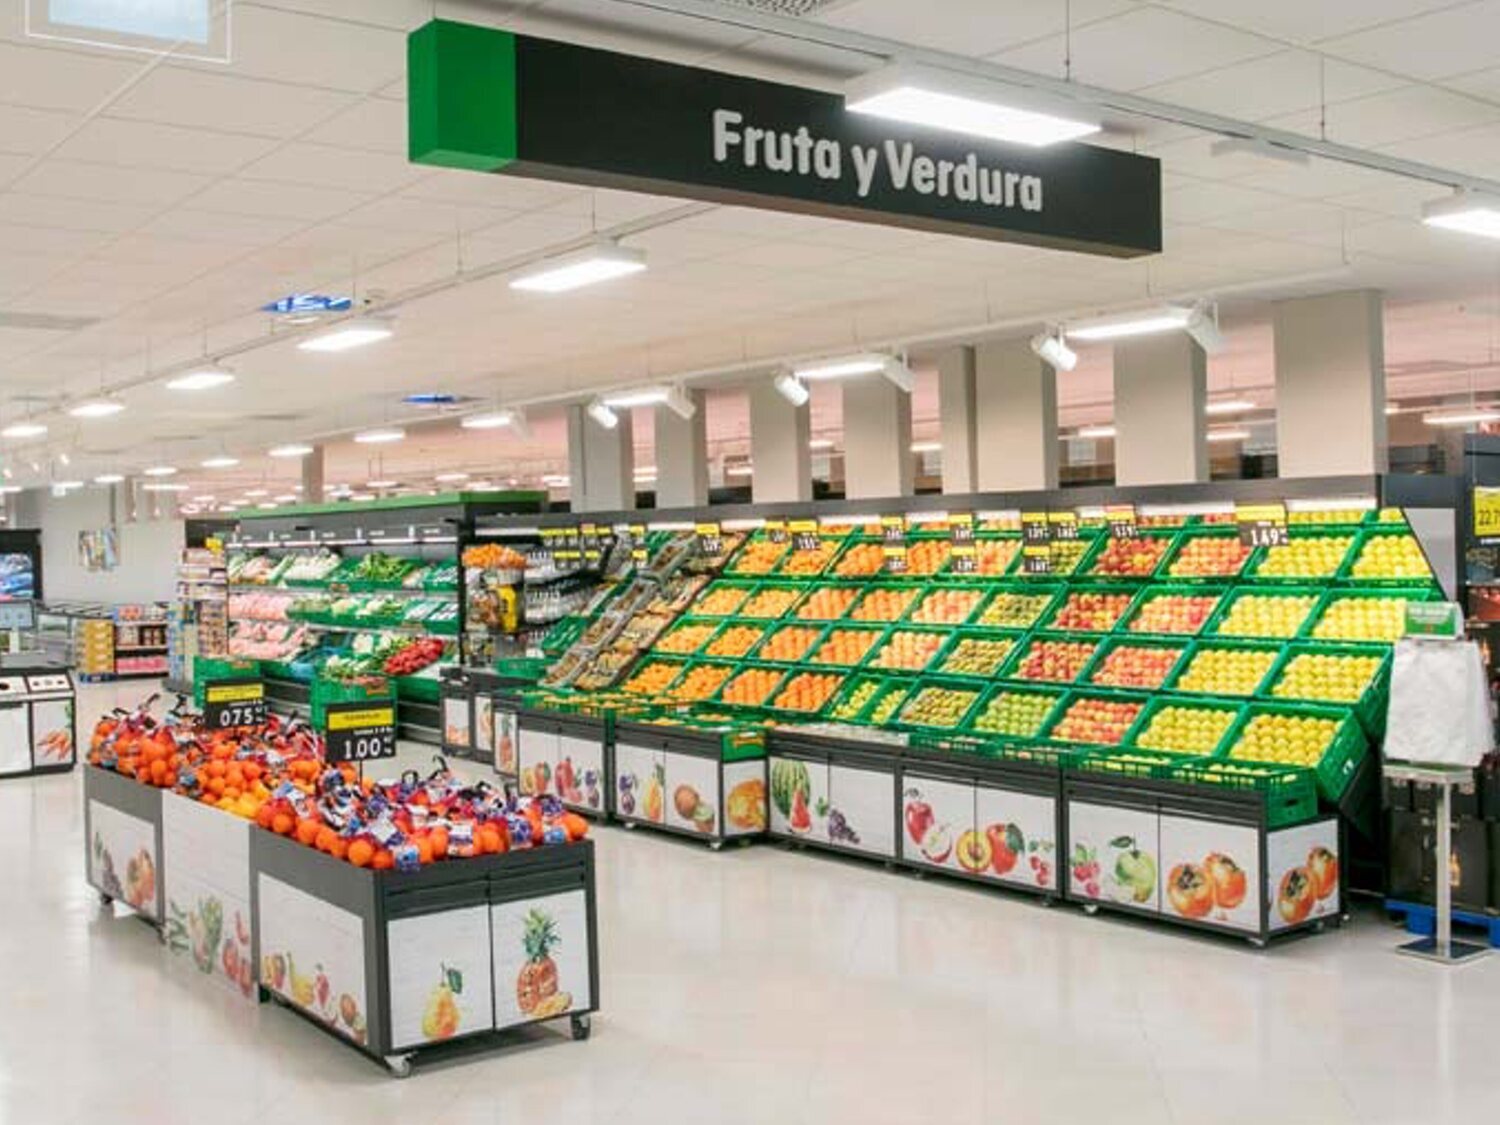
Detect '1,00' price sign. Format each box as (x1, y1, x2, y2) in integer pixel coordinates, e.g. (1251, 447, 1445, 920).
(203, 679, 266, 729)
(322, 701, 398, 764)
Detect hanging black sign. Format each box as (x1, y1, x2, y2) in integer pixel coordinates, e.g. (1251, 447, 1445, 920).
(409, 21, 1162, 258)
(323, 701, 398, 764)
(202, 679, 266, 730)
(1020, 511, 1052, 546)
(696, 521, 724, 557)
(1105, 503, 1138, 540)
(790, 519, 821, 553)
(1236, 502, 1290, 549)
(764, 519, 788, 544)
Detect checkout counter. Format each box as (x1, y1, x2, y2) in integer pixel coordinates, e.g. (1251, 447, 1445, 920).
(0, 601, 77, 778)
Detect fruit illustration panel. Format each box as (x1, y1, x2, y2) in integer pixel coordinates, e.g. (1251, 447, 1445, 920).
(1157, 815, 1261, 933)
(474, 695, 495, 757)
(0, 706, 28, 774)
(492, 890, 592, 1029)
(257, 874, 368, 1043)
(387, 904, 495, 1051)
(1266, 819, 1339, 932)
(163, 793, 254, 997)
(442, 696, 471, 748)
(972, 787, 1058, 891)
(614, 742, 666, 823)
(769, 755, 830, 840)
(827, 764, 897, 858)
(722, 760, 768, 836)
(663, 750, 721, 837)
(88, 799, 159, 919)
(30, 698, 74, 767)
(554, 734, 605, 814)
(901, 774, 976, 872)
(493, 707, 518, 777)
(1066, 802, 1159, 910)
(516, 726, 560, 798)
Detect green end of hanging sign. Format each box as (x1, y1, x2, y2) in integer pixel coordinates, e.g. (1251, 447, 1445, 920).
(408, 20, 518, 172)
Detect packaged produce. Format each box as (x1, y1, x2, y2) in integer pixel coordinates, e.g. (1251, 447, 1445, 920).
(281, 551, 342, 584)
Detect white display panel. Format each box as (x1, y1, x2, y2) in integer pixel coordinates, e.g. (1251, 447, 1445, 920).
(768, 755, 829, 840)
(827, 764, 895, 858)
(1066, 801, 1160, 910)
(163, 793, 254, 998)
(88, 798, 159, 918)
(257, 874, 369, 1044)
(493, 707, 519, 777)
(555, 733, 606, 814)
(662, 750, 719, 835)
(492, 890, 591, 1029)
(614, 742, 665, 823)
(0, 704, 28, 775)
(973, 786, 1058, 891)
(517, 725, 560, 797)
(29, 698, 73, 768)
(387, 906, 495, 1051)
(1267, 820, 1340, 931)
(1158, 814, 1261, 933)
(900, 774, 975, 873)
(722, 759, 767, 836)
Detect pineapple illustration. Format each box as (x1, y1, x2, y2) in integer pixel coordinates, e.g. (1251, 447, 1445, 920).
(515, 909, 561, 1015)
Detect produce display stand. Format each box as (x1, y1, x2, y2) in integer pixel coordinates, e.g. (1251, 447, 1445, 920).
(85, 764, 165, 924)
(0, 657, 76, 779)
(516, 707, 610, 818)
(253, 830, 599, 1076)
(439, 665, 527, 774)
(766, 727, 903, 863)
(611, 717, 767, 847)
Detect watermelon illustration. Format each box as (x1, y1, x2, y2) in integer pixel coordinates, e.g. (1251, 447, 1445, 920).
(770, 759, 811, 819)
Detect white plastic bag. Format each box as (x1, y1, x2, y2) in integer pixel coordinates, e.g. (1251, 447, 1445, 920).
(1383, 638, 1494, 766)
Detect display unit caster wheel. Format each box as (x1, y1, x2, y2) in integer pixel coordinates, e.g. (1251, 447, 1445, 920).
(1083, 903, 1099, 916)
(709, 840, 723, 852)
(570, 1013, 591, 1041)
(98, 892, 112, 907)
(621, 820, 636, 830)
(385, 1055, 413, 1079)
(1247, 937, 1267, 949)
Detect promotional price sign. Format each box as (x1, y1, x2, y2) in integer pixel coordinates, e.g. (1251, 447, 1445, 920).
(1474, 488, 1500, 545)
(322, 700, 398, 765)
(1048, 510, 1080, 541)
(1022, 543, 1052, 575)
(763, 519, 788, 544)
(790, 518, 821, 552)
(696, 521, 724, 557)
(628, 523, 648, 563)
(1235, 502, 1290, 548)
(1105, 503, 1139, 539)
(1021, 511, 1052, 546)
(203, 679, 266, 730)
(580, 522, 603, 563)
(948, 513, 976, 573)
(880, 514, 908, 574)
(553, 527, 582, 565)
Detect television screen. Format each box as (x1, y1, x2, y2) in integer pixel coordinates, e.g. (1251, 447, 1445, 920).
(0, 553, 35, 600)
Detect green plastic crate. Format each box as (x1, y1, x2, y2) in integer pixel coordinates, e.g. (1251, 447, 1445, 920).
(1167, 760, 1319, 828)
(661, 660, 739, 705)
(1158, 527, 1254, 582)
(1041, 583, 1144, 633)
(807, 622, 892, 669)
(902, 581, 990, 628)
(866, 624, 953, 675)
(965, 682, 1067, 740)
(749, 619, 830, 664)
(891, 676, 987, 732)
(698, 618, 773, 661)
(973, 583, 1063, 629)
(1221, 700, 1369, 802)
(1014, 532, 1102, 579)
(1245, 527, 1359, 583)
(825, 672, 911, 724)
(1128, 695, 1246, 757)
(1302, 585, 1440, 644)
(1084, 635, 1190, 691)
(932, 628, 1025, 680)
(938, 534, 1022, 579)
(1165, 638, 1284, 698)
(1074, 747, 1201, 779)
(736, 580, 811, 619)
(310, 674, 392, 728)
(1209, 586, 1322, 639)
(1261, 641, 1391, 736)
(759, 667, 850, 718)
(1337, 525, 1438, 586)
(1078, 528, 1181, 582)
(1039, 687, 1152, 750)
(824, 536, 889, 580)
(689, 580, 758, 617)
(191, 657, 260, 706)
(1120, 584, 1228, 637)
(845, 582, 927, 624)
(652, 615, 723, 657)
(1004, 631, 1108, 685)
(965, 738, 1088, 768)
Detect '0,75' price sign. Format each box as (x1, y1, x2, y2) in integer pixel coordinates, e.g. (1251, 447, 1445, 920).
(203, 679, 266, 729)
(322, 701, 398, 764)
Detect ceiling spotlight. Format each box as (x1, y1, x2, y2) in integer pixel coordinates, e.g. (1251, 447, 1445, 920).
(68, 398, 125, 419)
(510, 240, 647, 293)
(1205, 399, 1257, 416)
(586, 398, 619, 430)
(166, 365, 235, 391)
(1184, 301, 1227, 355)
(93, 473, 125, 485)
(298, 316, 394, 353)
(58, 452, 70, 466)
(1422, 191, 1500, 240)
(354, 427, 405, 444)
(845, 60, 1100, 147)
(143, 465, 177, 477)
(1029, 329, 1078, 373)
(201, 455, 240, 468)
(773, 371, 811, 407)
(268, 443, 314, 458)
(1, 422, 47, 439)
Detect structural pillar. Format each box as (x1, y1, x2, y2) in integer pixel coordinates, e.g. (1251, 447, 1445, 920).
(1274, 289, 1388, 476)
(566, 404, 635, 512)
(653, 390, 708, 509)
(974, 338, 1058, 491)
(748, 381, 811, 504)
(1114, 334, 1208, 486)
(937, 346, 977, 495)
(301, 444, 325, 504)
(842, 376, 913, 500)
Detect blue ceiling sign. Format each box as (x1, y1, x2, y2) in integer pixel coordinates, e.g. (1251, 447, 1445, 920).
(262, 294, 353, 315)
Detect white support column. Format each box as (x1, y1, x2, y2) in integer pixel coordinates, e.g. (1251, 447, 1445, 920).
(842, 376, 913, 500)
(937, 346, 977, 495)
(974, 338, 1058, 491)
(301, 444, 325, 504)
(748, 381, 811, 503)
(1274, 289, 1388, 477)
(566, 404, 635, 513)
(653, 390, 708, 509)
(1114, 334, 1208, 486)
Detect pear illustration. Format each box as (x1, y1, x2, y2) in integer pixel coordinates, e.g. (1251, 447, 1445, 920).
(421, 964, 463, 1040)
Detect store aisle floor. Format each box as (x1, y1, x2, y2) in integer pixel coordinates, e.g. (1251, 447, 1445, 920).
(3, 682, 1497, 1125)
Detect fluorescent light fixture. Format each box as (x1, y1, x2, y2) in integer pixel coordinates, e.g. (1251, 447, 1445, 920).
(845, 60, 1100, 148)
(201, 455, 239, 468)
(268, 443, 314, 458)
(634, 467, 658, 481)
(298, 316, 394, 353)
(1207, 428, 1251, 442)
(1030, 329, 1078, 373)
(366, 479, 398, 489)
(793, 352, 915, 393)
(1209, 136, 1309, 167)
(1422, 191, 1500, 240)
(1385, 403, 1403, 415)
(69, 398, 125, 419)
(434, 472, 469, 483)
(1067, 307, 1193, 342)
(1205, 399, 1257, 416)
(586, 398, 619, 430)
(1423, 408, 1500, 427)
(469, 480, 494, 489)
(58, 452, 70, 466)
(1, 422, 46, 439)
(1076, 425, 1116, 439)
(773, 372, 811, 407)
(809, 438, 836, 451)
(510, 241, 647, 293)
(93, 473, 125, 485)
(192, 495, 216, 503)
(349, 493, 376, 502)
(354, 427, 404, 444)
(0, 486, 21, 494)
(144, 482, 189, 492)
(541, 474, 571, 487)
(244, 489, 269, 498)
(166, 366, 235, 391)
(601, 384, 697, 419)
(1184, 301, 1227, 355)
(910, 441, 942, 454)
(52, 480, 84, 490)
(461, 411, 516, 430)
(143, 465, 177, 477)
(725, 463, 754, 477)
(274, 493, 298, 502)
(256, 502, 279, 510)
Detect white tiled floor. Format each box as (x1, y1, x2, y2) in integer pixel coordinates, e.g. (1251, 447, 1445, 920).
(2, 681, 1496, 1123)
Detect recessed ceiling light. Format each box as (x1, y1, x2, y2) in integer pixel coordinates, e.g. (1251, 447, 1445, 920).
(510, 241, 647, 293)
(68, 399, 125, 419)
(143, 465, 177, 477)
(1422, 191, 1500, 240)
(297, 316, 394, 353)
(354, 427, 405, 444)
(1, 422, 47, 439)
(434, 471, 469, 483)
(165, 366, 235, 391)
(201, 455, 239, 468)
(845, 60, 1100, 148)
(268, 443, 314, 458)
(93, 473, 125, 485)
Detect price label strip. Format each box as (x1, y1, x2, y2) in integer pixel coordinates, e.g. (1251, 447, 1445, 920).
(790, 518, 820, 552)
(1105, 503, 1138, 540)
(1022, 543, 1053, 575)
(1235, 501, 1289, 548)
(1048, 510, 1080, 541)
(203, 679, 266, 730)
(948, 513, 977, 573)
(1021, 511, 1052, 546)
(696, 521, 724, 557)
(628, 523, 648, 563)
(763, 519, 788, 544)
(322, 700, 398, 765)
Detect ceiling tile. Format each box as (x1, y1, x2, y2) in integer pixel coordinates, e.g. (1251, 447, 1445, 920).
(9, 160, 210, 207)
(815, 0, 1134, 58)
(239, 143, 427, 194)
(0, 191, 156, 233)
(1157, 0, 1462, 44)
(1320, 2, 1500, 81)
(333, 195, 523, 237)
(0, 104, 77, 156)
(1137, 51, 1404, 121)
(301, 97, 408, 155)
(141, 207, 309, 246)
(0, 40, 146, 112)
(189, 178, 372, 222)
(51, 117, 279, 174)
(1261, 85, 1500, 148)
(400, 170, 583, 210)
(104, 68, 358, 138)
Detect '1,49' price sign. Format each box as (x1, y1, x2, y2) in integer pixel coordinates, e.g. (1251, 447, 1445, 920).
(203, 679, 266, 729)
(1235, 502, 1289, 548)
(322, 701, 398, 764)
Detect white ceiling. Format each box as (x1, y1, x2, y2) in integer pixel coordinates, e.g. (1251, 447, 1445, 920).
(1, 0, 1500, 503)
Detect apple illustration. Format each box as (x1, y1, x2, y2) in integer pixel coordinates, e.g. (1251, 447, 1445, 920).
(904, 794, 934, 844)
(920, 824, 953, 865)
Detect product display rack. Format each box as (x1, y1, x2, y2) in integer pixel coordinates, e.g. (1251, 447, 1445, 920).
(169, 547, 228, 693)
(444, 473, 1459, 943)
(42, 602, 170, 681)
